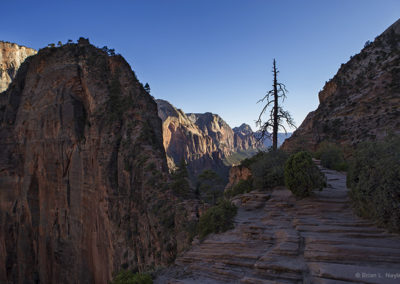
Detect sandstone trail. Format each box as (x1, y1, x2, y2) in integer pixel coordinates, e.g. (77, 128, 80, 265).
(157, 165, 400, 283)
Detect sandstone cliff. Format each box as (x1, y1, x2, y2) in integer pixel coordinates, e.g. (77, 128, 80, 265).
(0, 41, 37, 92)
(282, 19, 400, 151)
(157, 100, 227, 178)
(157, 100, 260, 178)
(0, 40, 192, 284)
(233, 123, 259, 151)
(187, 112, 237, 158)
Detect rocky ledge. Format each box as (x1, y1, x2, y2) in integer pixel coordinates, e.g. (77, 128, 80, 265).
(156, 166, 400, 283)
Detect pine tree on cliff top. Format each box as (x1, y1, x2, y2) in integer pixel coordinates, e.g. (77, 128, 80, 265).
(256, 59, 296, 151)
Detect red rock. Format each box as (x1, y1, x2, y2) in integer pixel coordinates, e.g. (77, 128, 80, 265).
(0, 42, 192, 283)
(0, 41, 37, 93)
(282, 19, 400, 152)
(157, 99, 260, 177)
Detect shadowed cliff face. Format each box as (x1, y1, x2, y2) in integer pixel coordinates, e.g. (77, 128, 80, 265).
(0, 41, 37, 92)
(0, 42, 189, 284)
(157, 99, 259, 179)
(282, 19, 400, 151)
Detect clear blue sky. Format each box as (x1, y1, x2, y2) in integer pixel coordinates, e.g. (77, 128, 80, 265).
(2, 0, 399, 130)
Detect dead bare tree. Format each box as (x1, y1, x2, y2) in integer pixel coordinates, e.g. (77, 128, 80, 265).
(256, 59, 296, 151)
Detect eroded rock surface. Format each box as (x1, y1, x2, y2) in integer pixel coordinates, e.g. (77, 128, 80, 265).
(0, 41, 37, 92)
(283, 19, 400, 151)
(157, 167, 400, 283)
(0, 42, 193, 284)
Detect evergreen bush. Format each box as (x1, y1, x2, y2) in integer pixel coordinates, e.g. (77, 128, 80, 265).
(347, 135, 400, 231)
(170, 159, 191, 198)
(250, 150, 288, 190)
(197, 169, 224, 205)
(197, 200, 237, 239)
(111, 270, 152, 284)
(284, 151, 325, 198)
(315, 142, 348, 171)
(224, 179, 253, 198)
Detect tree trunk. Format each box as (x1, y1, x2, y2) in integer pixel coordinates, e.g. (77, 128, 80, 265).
(272, 59, 278, 151)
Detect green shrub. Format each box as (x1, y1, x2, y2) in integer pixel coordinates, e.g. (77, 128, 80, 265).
(250, 150, 288, 190)
(315, 142, 348, 171)
(111, 270, 152, 284)
(240, 151, 266, 168)
(224, 179, 253, 198)
(197, 170, 224, 205)
(284, 151, 325, 198)
(170, 159, 191, 198)
(197, 199, 237, 239)
(347, 135, 400, 232)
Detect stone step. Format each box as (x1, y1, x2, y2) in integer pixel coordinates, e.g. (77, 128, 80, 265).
(156, 166, 400, 283)
(186, 262, 245, 281)
(240, 276, 295, 283)
(177, 254, 258, 269)
(295, 224, 385, 234)
(254, 257, 308, 274)
(304, 235, 400, 249)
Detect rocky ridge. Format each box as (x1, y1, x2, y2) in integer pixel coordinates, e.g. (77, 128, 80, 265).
(0, 40, 195, 284)
(282, 19, 400, 151)
(0, 41, 37, 92)
(156, 165, 400, 283)
(157, 99, 260, 178)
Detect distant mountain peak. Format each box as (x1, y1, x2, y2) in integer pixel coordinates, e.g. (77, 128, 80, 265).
(156, 100, 260, 176)
(233, 123, 253, 135)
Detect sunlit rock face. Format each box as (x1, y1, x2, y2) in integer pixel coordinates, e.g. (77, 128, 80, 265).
(0, 41, 193, 284)
(282, 19, 400, 151)
(0, 41, 37, 92)
(224, 165, 252, 192)
(157, 99, 260, 178)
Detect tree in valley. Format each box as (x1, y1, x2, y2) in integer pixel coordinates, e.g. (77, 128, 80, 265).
(171, 158, 191, 198)
(196, 169, 224, 205)
(256, 59, 296, 151)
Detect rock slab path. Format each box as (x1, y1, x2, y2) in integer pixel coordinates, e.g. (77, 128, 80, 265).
(156, 166, 400, 283)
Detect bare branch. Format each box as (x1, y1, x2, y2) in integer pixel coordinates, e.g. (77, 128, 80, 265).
(257, 100, 274, 123)
(257, 90, 274, 103)
(278, 108, 297, 129)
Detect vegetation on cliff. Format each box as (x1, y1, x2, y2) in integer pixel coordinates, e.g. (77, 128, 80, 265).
(347, 135, 400, 232)
(224, 178, 253, 198)
(197, 199, 237, 239)
(251, 150, 288, 190)
(196, 169, 225, 205)
(170, 159, 192, 198)
(315, 141, 348, 171)
(111, 270, 153, 284)
(225, 150, 288, 198)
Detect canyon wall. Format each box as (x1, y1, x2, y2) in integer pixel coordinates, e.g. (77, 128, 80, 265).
(157, 99, 260, 178)
(0, 41, 37, 92)
(0, 40, 191, 284)
(282, 19, 400, 151)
